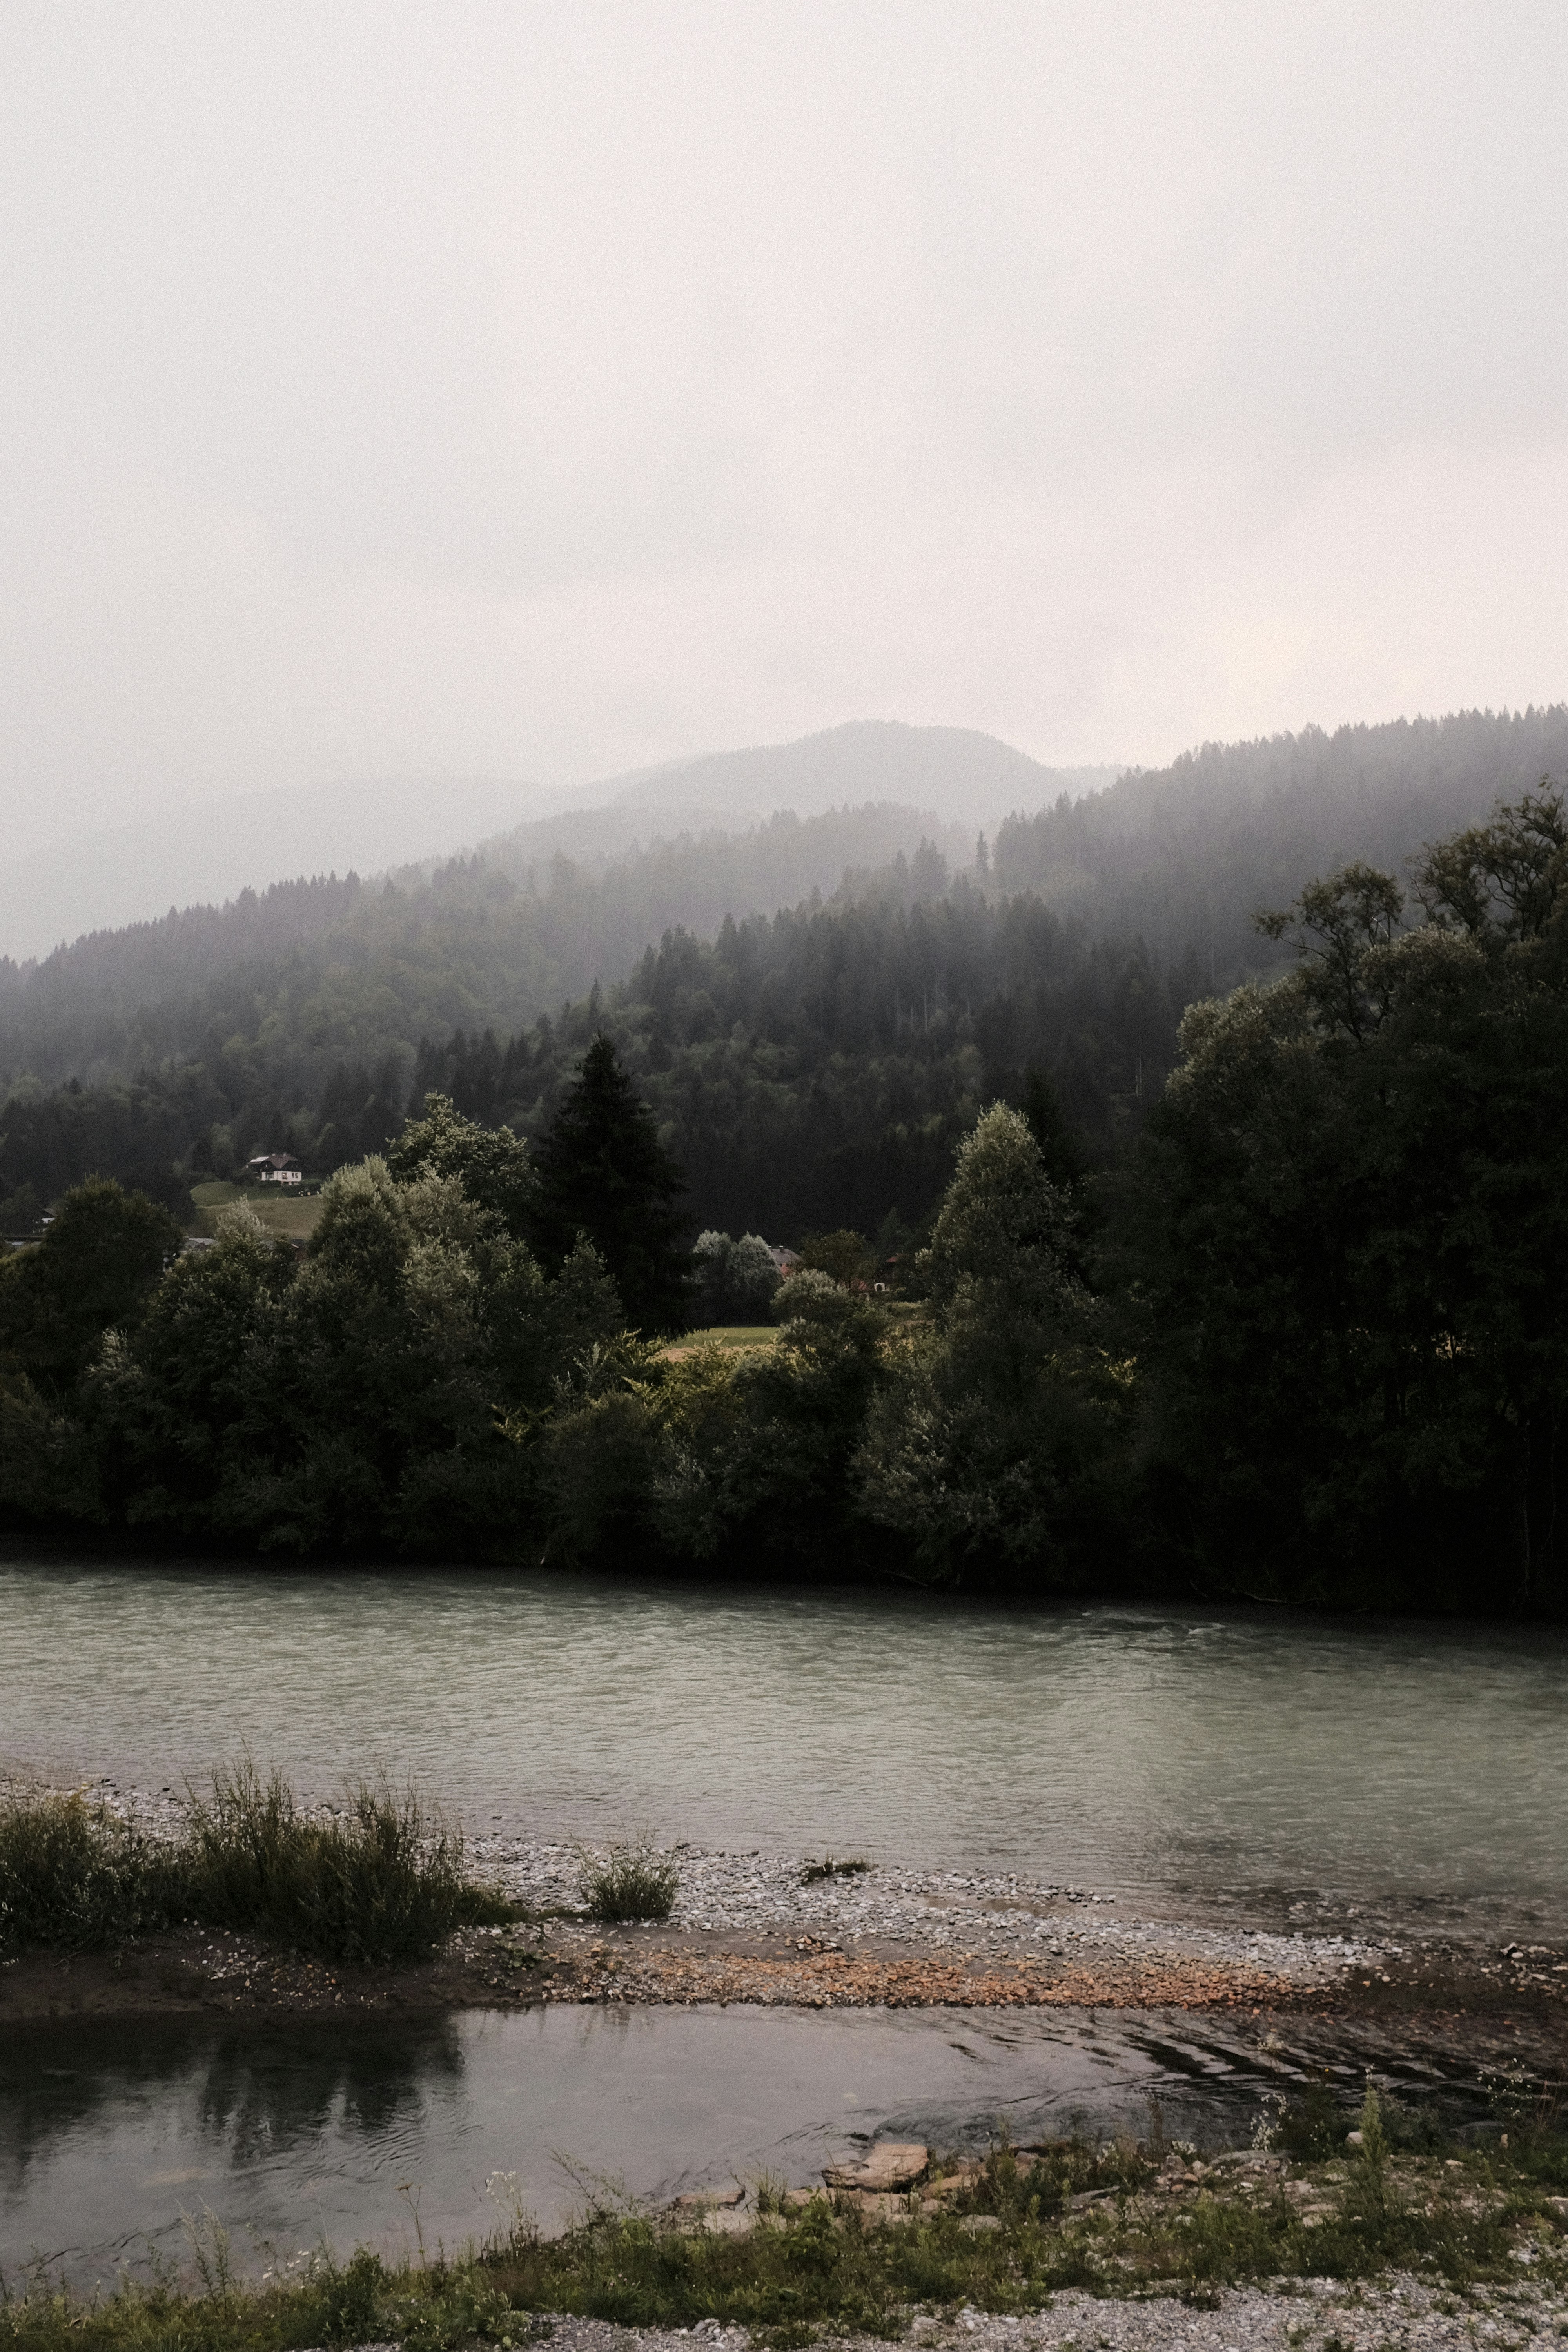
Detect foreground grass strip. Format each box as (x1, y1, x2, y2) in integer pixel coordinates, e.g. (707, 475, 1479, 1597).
(0, 1765, 509, 1966)
(5, 2114, 1568, 2352)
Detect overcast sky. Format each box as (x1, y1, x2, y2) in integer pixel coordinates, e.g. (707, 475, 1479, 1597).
(2, 0, 1564, 858)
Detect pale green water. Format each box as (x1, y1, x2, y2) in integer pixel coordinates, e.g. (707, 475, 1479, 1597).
(2, 1556, 1564, 1908)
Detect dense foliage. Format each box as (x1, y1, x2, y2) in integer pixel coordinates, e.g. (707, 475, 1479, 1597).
(2, 777, 1566, 1613)
(2, 708, 1563, 1242)
(1130, 785, 1568, 1610)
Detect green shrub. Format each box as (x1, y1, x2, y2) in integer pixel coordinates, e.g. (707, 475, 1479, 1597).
(0, 1764, 508, 1965)
(314, 2247, 388, 2342)
(183, 1760, 508, 1964)
(577, 1837, 680, 1922)
(1274, 2078, 1348, 2160)
(0, 1790, 183, 1951)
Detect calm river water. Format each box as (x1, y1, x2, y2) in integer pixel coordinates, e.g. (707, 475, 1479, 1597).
(0, 2005, 1501, 2283)
(2, 1557, 1564, 1905)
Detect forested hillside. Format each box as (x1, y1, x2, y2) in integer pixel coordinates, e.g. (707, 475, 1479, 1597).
(0, 801, 966, 1096)
(5, 778, 1566, 1613)
(0, 708, 1563, 1245)
(996, 704, 1568, 976)
(414, 889, 1188, 1240)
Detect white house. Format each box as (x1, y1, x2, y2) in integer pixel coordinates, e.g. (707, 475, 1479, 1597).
(246, 1151, 303, 1186)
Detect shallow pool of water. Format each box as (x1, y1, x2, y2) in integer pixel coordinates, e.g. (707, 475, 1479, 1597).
(0, 2002, 1487, 2283)
(3, 1558, 1564, 1910)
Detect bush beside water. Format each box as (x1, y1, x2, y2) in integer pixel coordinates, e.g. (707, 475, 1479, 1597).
(0, 1766, 508, 1964)
(0, 1793, 183, 1953)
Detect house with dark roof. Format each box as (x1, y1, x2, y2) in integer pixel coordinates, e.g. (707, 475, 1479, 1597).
(246, 1151, 303, 1186)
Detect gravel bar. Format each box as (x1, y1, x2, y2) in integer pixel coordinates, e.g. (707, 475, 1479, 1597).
(472, 1835, 1382, 1989)
(318, 2277, 1568, 2352)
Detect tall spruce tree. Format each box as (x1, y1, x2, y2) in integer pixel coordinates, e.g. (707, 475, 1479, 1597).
(532, 1033, 691, 1331)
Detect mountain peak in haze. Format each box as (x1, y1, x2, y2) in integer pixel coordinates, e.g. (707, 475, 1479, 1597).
(599, 720, 1112, 824)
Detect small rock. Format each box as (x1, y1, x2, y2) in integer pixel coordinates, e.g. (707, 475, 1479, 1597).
(960, 2213, 1002, 2232)
(823, 2140, 929, 2192)
(838, 2189, 913, 2220)
(926, 2165, 984, 2200)
(702, 2207, 754, 2236)
(675, 2187, 745, 2209)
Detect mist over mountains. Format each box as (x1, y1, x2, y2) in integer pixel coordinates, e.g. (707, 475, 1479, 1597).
(0, 773, 539, 967)
(0, 705, 1562, 1241)
(996, 704, 1568, 980)
(591, 722, 1112, 825)
(0, 722, 1114, 966)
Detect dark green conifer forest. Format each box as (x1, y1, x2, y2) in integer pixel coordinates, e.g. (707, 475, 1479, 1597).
(1, 711, 1565, 1614)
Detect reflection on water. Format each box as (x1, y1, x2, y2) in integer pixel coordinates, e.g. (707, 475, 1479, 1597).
(0, 2011, 466, 2223)
(0, 2002, 1502, 2285)
(2, 1560, 1566, 1907)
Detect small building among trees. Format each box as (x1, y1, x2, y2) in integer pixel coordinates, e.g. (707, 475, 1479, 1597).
(245, 1151, 303, 1186)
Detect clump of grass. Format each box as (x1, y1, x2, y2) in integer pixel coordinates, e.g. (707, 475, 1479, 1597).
(0, 1790, 183, 1953)
(577, 1837, 681, 1922)
(184, 1759, 510, 1965)
(799, 1855, 870, 1884)
(0, 1762, 509, 1965)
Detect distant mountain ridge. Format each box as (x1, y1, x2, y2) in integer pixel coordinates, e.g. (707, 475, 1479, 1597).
(593, 720, 1114, 823)
(0, 773, 540, 966)
(0, 722, 1112, 964)
(995, 704, 1568, 978)
(0, 702, 1563, 1234)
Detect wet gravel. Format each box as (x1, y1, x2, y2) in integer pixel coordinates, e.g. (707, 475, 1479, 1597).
(473, 1836, 1382, 1991)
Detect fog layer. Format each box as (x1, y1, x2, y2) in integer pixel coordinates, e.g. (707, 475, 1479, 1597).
(2, 2, 1564, 856)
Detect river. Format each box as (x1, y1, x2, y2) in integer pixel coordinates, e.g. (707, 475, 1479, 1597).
(2, 1557, 1564, 1907)
(2, 1556, 1564, 2279)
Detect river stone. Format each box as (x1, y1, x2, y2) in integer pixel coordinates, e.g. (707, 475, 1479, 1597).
(844, 2189, 915, 2221)
(823, 2140, 929, 2191)
(675, 2188, 745, 2209)
(701, 2206, 754, 2236)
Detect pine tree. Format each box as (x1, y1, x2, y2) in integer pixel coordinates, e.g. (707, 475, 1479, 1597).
(531, 1034, 691, 1331)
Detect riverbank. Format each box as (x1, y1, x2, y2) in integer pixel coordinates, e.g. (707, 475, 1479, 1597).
(7, 2126, 1568, 2352)
(4, 1831, 1566, 2042)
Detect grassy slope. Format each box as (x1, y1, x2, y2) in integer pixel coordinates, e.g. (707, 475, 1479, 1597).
(189, 1181, 323, 1241)
(663, 1326, 781, 1357)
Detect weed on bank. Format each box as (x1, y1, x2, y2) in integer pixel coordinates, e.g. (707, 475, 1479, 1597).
(5, 2098, 1568, 2352)
(0, 1763, 509, 1965)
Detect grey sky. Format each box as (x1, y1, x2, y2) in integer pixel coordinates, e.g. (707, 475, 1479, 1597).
(2, 0, 1564, 859)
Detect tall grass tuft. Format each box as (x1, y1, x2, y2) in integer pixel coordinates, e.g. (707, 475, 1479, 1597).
(0, 1763, 510, 1965)
(183, 1759, 509, 1965)
(0, 1791, 183, 1952)
(577, 1836, 680, 1922)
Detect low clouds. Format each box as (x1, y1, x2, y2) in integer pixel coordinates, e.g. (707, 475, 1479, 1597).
(1, 0, 1564, 851)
